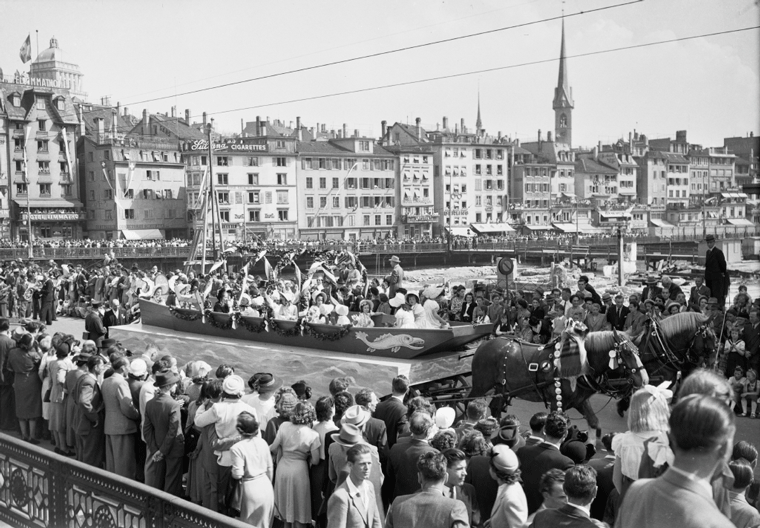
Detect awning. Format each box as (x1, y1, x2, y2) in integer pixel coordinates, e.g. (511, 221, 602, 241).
(121, 229, 164, 240)
(522, 224, 554, 231)
(561, 192, 576, 199)
(600, 210, 631, 218)
(552, 222, 578, 233)
(470, 223, 515, 234)
(578, 223, 604, 233)
(650, 219, 675, 228)
(726, 218, 755, 226)
(14, 198, 82, 208)
(720, 192, 749, 199)
(446, 227, 473, 237)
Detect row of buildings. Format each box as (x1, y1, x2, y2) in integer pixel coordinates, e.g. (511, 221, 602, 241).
(0, 33, 757, 243)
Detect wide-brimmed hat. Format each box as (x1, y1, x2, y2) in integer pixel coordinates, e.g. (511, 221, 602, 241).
(646, 276, 658, 284)
(222, 374, 245, 396)
(312, 291, 326, 303)
(389, 256, 401, 264)
(335, 304, 349, 316)
(422, 285, 444, 299)
(99, 338, 117, 350)
(251, 296, 265, 308)
(155, 370, 180, 388)
(257, 373, 283, 394)
(406, 291, 420, 304)
(389, 292, 406, 308)
(333, 423, 363, 446)
(359, 299, 373, 311)
(341, 405, 370, 428)
(320, 304, 335, 316)
(705, 234, 716, 242)
(73, 352, 92, 365)
(128, 358, 148, 377)
(492, 423, 522, 449)
(491, 444, 519, 473)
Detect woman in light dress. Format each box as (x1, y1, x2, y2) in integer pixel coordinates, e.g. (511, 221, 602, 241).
(406, 292, 426, 327)
(389, 293, 416, 329)
(418, 300, 450, 329)
(230, 411, 274, 528)
(269, 401, 321, 528)
(353, 300, 375, 328)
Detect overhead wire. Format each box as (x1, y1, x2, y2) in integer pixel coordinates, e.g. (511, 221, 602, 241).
(197, 25, 760, 119)
(126, 0, 644, 106)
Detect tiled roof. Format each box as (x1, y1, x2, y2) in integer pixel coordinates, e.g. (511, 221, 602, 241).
(0, 83, 78, 124)
(297, 141, 351, 155)
(81, 106, 133, 139)
(575, 157, 618, 174)
(662, 152, 689, 163)
(130, 113, 206, 140)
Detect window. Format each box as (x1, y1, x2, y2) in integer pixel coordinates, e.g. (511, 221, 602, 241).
(363, 215, 370, 226)
(246, 157, 259, 167)
(36, 183, 51, 196)
(37, 140, 48, 152)
(125, 209, 135, 219)
(307, 197, 314, 209)
(38, 119, 46, 131)
(302, 158, 313, 170)
(475, 164, 481, 175)
(249, 210, 260, 222)
(220, 211, 230, 222)
(248, 191, 260, 204)
(277, 173, 287, 185)
(61, 184, 72, 197)
(16, 183, 27, 194)
(278, 210, 289, 221)
(125, 189, 134, 199)
(333, 197, 340, 208)
(104, 150, 111, 161)
(11, 95, 20, 106)
(217, 192, 229, 204)
(375, 215, 381, 226)
(306, 177, 313, 189)
(475, 149, 482, 159)
(144, 210, 154, 219)
(104, 189, 113, 200)
(320, 197, 327, 208)
(332, 178, 339, 189)
(275, 157, 287, 167)
(146, 170, 160, 180)
(476, 196, 482, 206)
(346, 178, 357, 189)
(276, 140, 285, 149)
(217, 173, 228, 185)
(319, 177, 326, 189)
(277, 190, 288, 204)
(38, 161, 50, 174)
(217, 156, 229, 166)
(359, 141, 370, 151)
(345, 197, 357, 208)
(105, 210, 113, 220)
(386, 215, 393, 225)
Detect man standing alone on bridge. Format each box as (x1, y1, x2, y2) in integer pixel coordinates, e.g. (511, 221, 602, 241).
(704, 235, 728, 307)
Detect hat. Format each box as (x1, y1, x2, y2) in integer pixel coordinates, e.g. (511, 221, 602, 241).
(491, 444, 519, 473)
(389, 292, 406, 308)
(705, 234, 716, 242)
(708, 297, 719, 305)
(320, 303, 334, 316)
(359, 299, 373, 311)
(664, 301, 680, 313)
(291, 381, 311, 400)
(492, 423, 521, 448)
(435, 407, 456, 430)
(155, 370, 180, 388)
(534, 287, 545, 296)
(128, 358, 148, 377)
(561, 441, 588, 464)
(222, 375, 245, 396)
(341, 405, 371, 428)
(602, 292, 612, 301)
(405, 291, 420, 304)
(422, 285, 445, 299)
(239, 296, 250, 307)
(389, 256, 401, 264)
(312, 291, 326, 303)
(335, 304, 349, 317)
(257, 374, 283, 394)
(99, 338, 117, 350)
(73, 352, 92, 365)
(91, 300, 102, 308)
(646, 276, 658, 284)
(643, 298, 655, 306)
(333, 423, 363, 445)
(251, 296, 265, 308)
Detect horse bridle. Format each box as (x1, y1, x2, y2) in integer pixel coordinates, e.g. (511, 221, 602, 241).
(641, 318, 711, 377)
(578, 331, 644, 399)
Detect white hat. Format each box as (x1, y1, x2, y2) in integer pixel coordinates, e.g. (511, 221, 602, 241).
(435, 407, 456, 429)
(491, 444, 519, 473)
(128, 358, 148, 377)
(389, 292, 406, 308)
(341, 405, 371, 428)
(335, 304, 349, 316)
(251, 296, 265, 308)
(222, 375, 245, 396)
(320, 304, 334, 316)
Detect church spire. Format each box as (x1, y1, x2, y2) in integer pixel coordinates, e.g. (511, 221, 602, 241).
(553, 18, 574, 146)
(475, 90, 483, 135)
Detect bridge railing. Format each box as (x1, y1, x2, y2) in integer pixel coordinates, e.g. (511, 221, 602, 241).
(0, 432, 250, 528)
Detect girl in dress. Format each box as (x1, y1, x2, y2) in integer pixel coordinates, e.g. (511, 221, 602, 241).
(353, 300, 375, 328)
(722, 326, 747, 378)
(739, 368, 759, 418)
(231, 411, 274, 528)
(420, 300, 450, 329)
(406, 292, 425, 327)
(269, 402, 321, 528)
(390, 293, 416, 328)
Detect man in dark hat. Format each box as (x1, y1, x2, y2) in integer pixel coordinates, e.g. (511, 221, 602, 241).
(143, 369, 184, 496)
(385, 256, 404, 298)
(641, 277, 663, 303)
(85, 301, 106, 347)
(704, 234, 728, 307)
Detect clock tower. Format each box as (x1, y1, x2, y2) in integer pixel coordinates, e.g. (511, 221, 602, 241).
(553, 20, 574, 147)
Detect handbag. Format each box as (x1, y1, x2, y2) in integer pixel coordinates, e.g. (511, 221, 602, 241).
(43, 388, 52, 403)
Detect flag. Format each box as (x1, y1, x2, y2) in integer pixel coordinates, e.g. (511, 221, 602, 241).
(263, 257, 274, 281)
(100, 161, 115, 193)
(124, 161, 136, 197)
(22, 124, 32, 184)
(293, 261, 302, 289)
(20, 34, 32, 64)
(61, 127, 74, 182)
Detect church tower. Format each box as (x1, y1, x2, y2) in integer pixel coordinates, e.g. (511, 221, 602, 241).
(553, 20, 574, 146)
(475, 91, 483, 136)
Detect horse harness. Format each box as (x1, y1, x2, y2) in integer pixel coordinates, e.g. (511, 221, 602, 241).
(640, 317, 710, 378)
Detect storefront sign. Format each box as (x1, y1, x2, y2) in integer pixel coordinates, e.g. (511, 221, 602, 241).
(405, 214, 439, 223)
(183, 138, 268, 153)
(264, 213, 275, 219)
(443, 208, 469, 216)
(21, 212, 84, 221)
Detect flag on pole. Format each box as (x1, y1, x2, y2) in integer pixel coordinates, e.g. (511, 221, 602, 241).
(100, 161, 115, 192)
(124, 161, 136, 197)
(61, 127, 74, 181)
(263, 257, 274, 281)
(19, 34, 32, 63)
(22, 124, 32, 184)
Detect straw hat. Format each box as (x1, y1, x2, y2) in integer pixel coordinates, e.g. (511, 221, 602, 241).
(332, 423, 363, 446)
(341, 405, 370, 428)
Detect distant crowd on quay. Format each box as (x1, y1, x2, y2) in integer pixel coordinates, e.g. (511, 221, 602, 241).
(0, 233, 759, 528)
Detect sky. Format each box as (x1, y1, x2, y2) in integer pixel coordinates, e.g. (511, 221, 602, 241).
(1, 0, 758, 149)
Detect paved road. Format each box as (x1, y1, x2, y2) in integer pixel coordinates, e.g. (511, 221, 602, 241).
(29, 315, 760, 469)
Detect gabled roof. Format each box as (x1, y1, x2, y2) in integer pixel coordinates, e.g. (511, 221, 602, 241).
(575, 157, 618, 174)
(0, 83, 79, 125)
(662, 152, 689, 164)
(129, 113, 205, 141)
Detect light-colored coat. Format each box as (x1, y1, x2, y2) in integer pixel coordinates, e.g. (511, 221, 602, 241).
(327, 479, 382, 528)
(102, 372, 140, 435)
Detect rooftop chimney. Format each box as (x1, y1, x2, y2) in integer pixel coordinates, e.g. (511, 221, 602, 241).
(202, 112, 207, 126)
(443, 116, 449, 130)
(538, 129, 542, 152)
(241, 118, 244, 134)
(142, 109, 149, 136)
(256, 116, 261, 135)
(354, 129, 359, 138)
(381, 120, 387, 142)
(185, 109, 191, 125)
(116, 102, 121, 116)
(415, 117, 421, 140)
(343, 123, 347, 139)
(171, 106, 176, 118)
(316, 122, 320, 137)
(296, 116, 302, 141)
(460, 118, 465, 134)
(95, 117, 105, 142)
(124, 106, 128, 117)
(210, 118, 215, 131)
(111, 109, 117, 138)
(547, 131, 552, 142)
(322, 124, 326, 133)
(455, 123, 459, 135)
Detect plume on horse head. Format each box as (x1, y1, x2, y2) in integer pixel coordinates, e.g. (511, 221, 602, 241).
(556, 319, 590, 379)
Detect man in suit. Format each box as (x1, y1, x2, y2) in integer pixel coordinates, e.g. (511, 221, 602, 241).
(373, 375, 408, 449)
(102, 356, 140, 479)
(385, 256, 404, 298)
(75, 355, 107, 468)
(126, 358, 149, 483)
(606, 294, 630, 332)
(517, 411, 574, 513)
(386, 451, 469, 528)
(587, 433, 616, 522)
(85, 301, 106, 347)
(0, 318, 18, 431)
(103, 299, 127, 338)
(704, 234, 728, 307)
(688, 276, 712, 311)
(388, 412, 439, 500)
(143, 370, 185, 497)
(352, 392, 389, 464)
(743, 309, 760, 374)
(641, 277, 663, 303)
(523, 412, 547, 447)
(617, 394, 735, 528)
(576, 276, 601, 306)
(39, 271, 57, 325)
(327, 443, 382, 528)
(531, 465, 605, 528)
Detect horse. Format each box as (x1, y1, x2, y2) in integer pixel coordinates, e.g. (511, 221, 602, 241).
(469, 319, 648, 437)
(631, 311, 716, 390)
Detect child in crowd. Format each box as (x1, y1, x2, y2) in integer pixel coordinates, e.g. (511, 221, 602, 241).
(722, 326, 747, 378)
(739, 368, 759, 418)
(728, 366, 747, 414)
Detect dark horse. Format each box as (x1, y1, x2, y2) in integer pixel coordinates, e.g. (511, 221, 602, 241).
(631, 312, 716, 390)
(469, 320, 648, 436)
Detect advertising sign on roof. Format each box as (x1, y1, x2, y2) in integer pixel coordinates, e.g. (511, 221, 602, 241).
(183, 138, 268, 153)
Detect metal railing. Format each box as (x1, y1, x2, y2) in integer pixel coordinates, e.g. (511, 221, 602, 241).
(0, 433, 250, 528)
